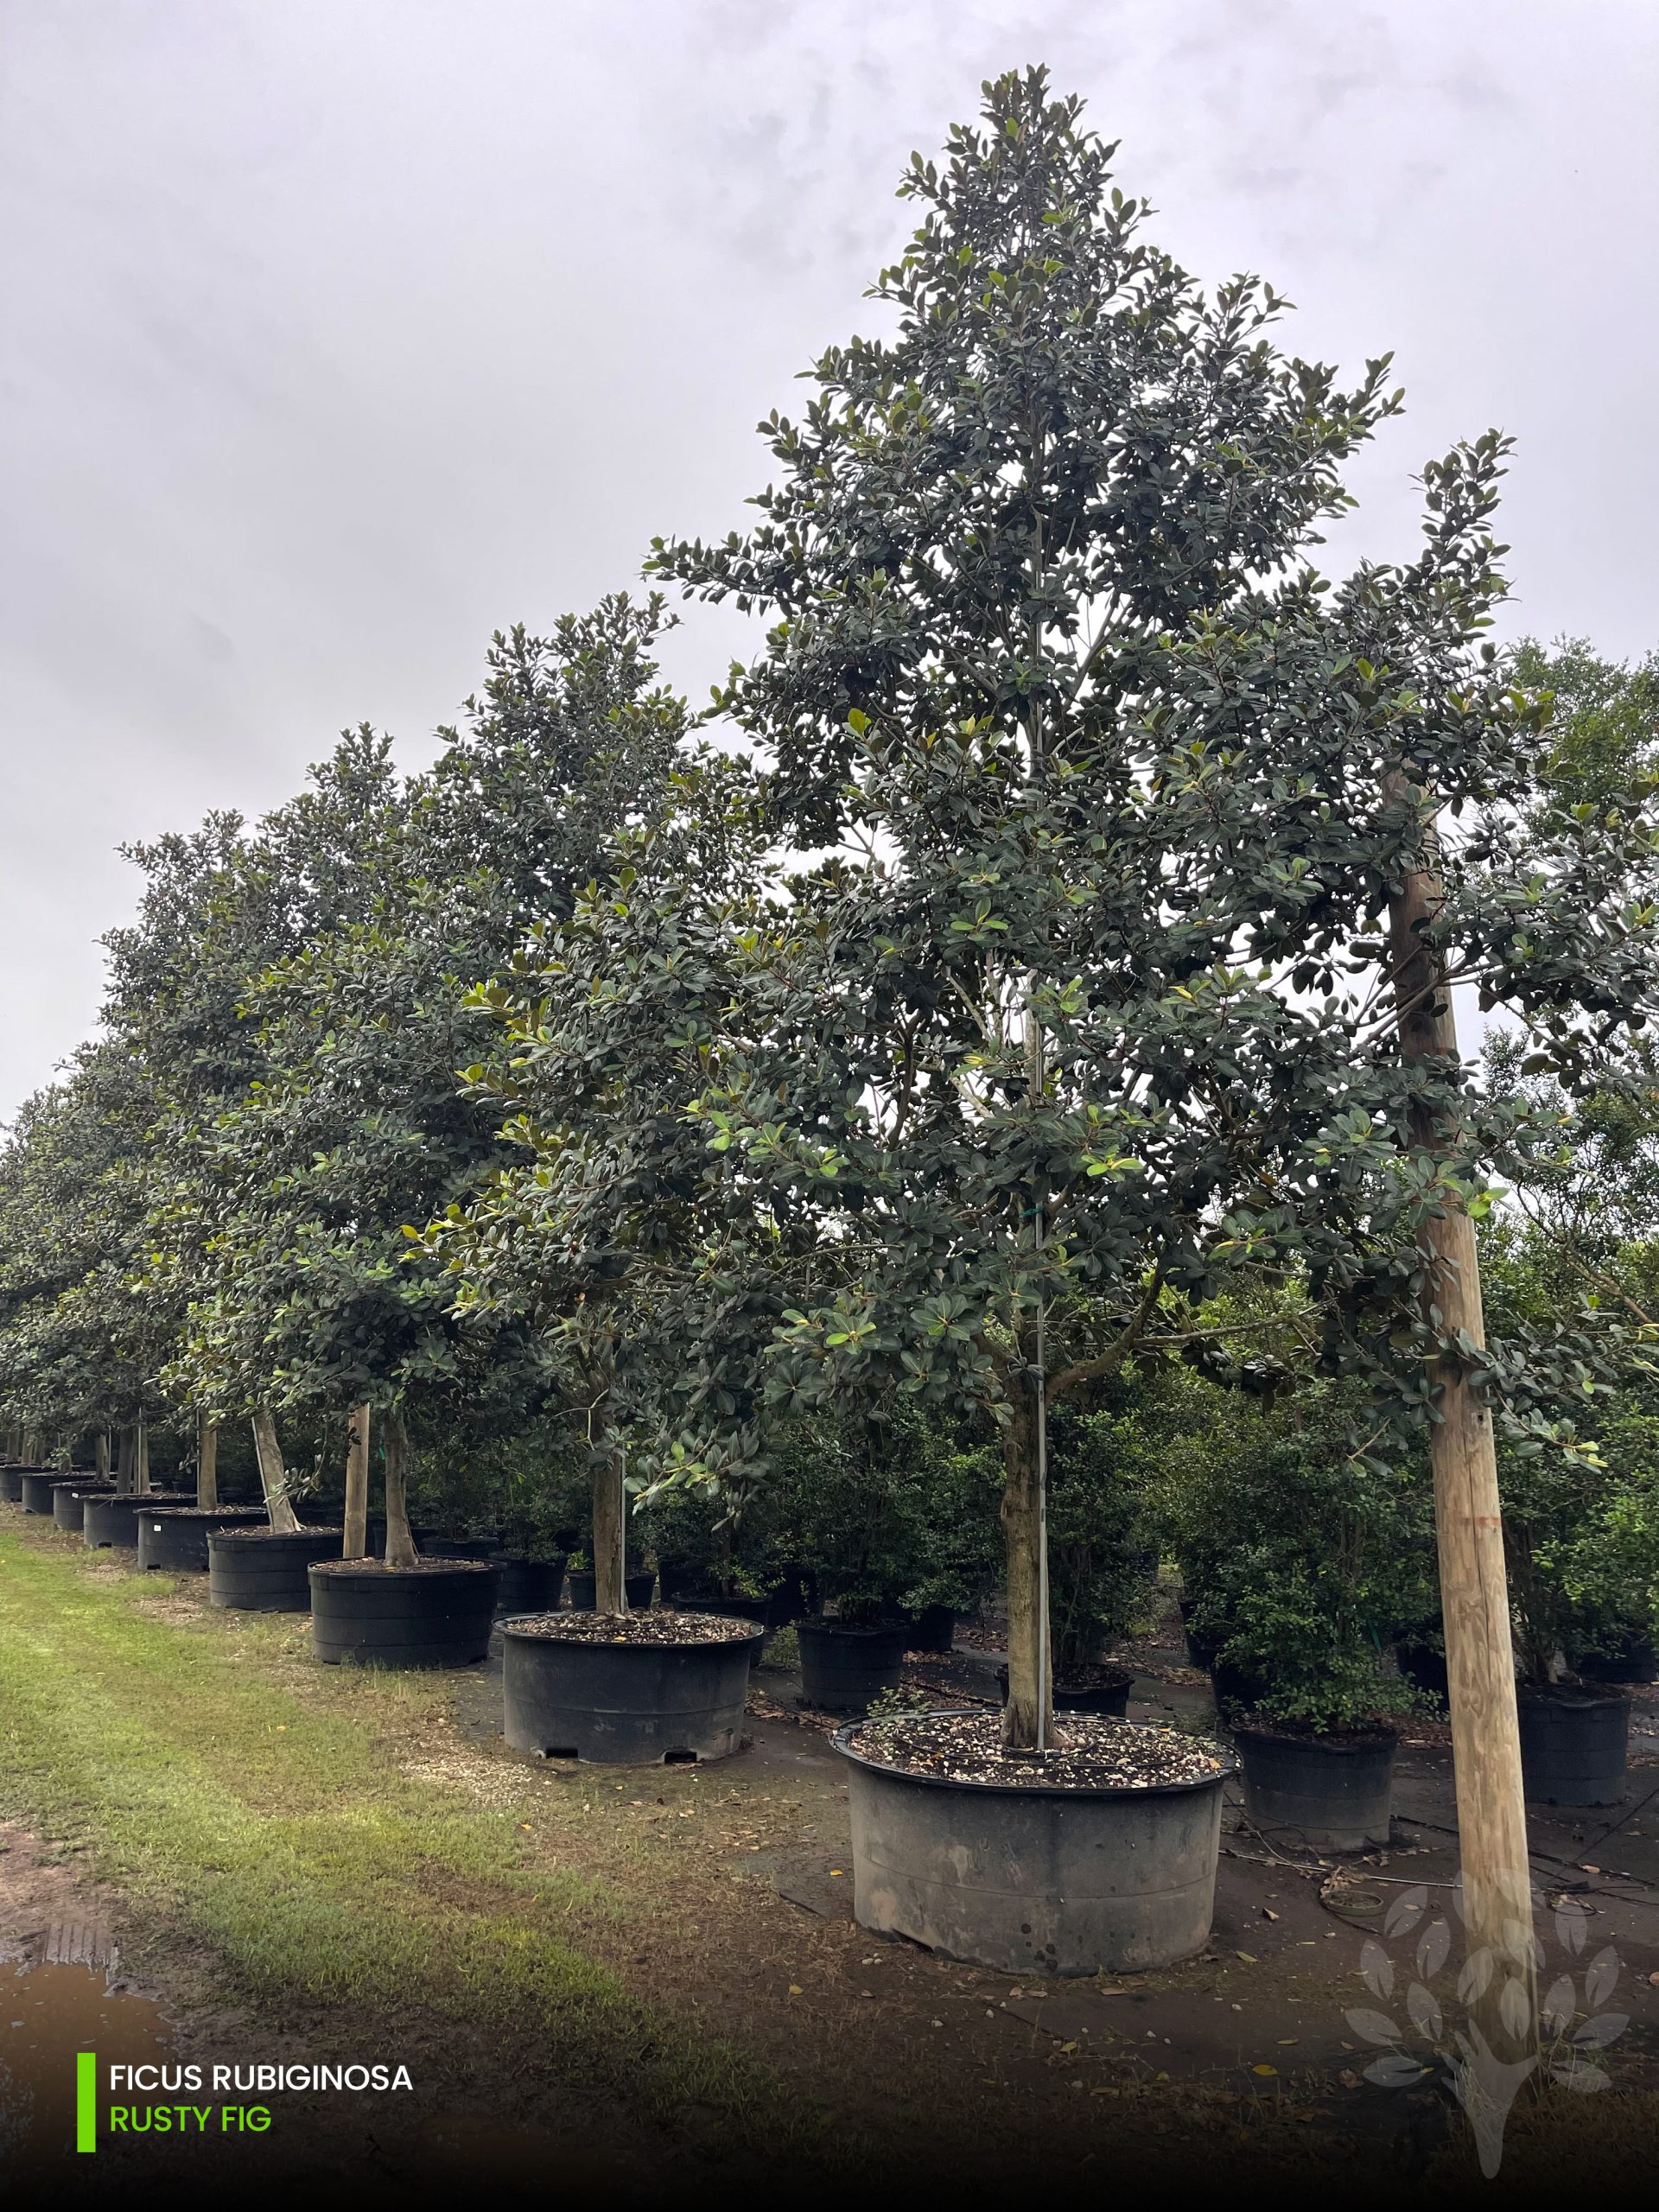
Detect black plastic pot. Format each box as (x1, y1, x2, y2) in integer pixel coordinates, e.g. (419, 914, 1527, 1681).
(137, 1505, 270, 1573)
(995, 1664, 1134, 1718)
(54, 1482, 115, 1533)
(412, 1529, 501, 1560)
(490, 1554, 567, 1615)
(1210, 1659, 1271, 1718)
(501, 1615, 763, 1764)
(20, 1471, 83, 1515)
(905, 1604, 958, 1654)
(1576, 1639, 1659, 1686)
(798, 1621, 909, 1714)
(567, 1569, 655, 1611)
(1179, 1599, 1221, 1672)
(1395, 1639, 1450, 1710)
(0, 1465, 31, 1503)
(207, 1526, 345, 1611)
(1234, 1723, 1397, 1851)
(1519, 1685, 1630, 1806)
(309, 1560, 499, 1668)
(663, 1587, 772, 1628)
(769, 1567, 817, 1626)
(81, 1491, 192, 1549)
(834, 1709, 1227, 1975)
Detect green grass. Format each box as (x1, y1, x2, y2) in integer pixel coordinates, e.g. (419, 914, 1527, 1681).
(0, 1526, 819, 2158)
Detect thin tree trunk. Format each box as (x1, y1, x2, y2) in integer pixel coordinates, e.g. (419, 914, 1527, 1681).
(342, 1403, 372, 1560)
(115, 1427, 134, 1496)
(135, 1421, 150, 1494)
(381, 1408, 417, 1570)
(1388, 774, 1535, 2071)
(95, 1431, 110, 1479)
(1000, 1382, 1052, 1750)
(250, 1408, 301, 1535)
(591, 1436, 627, 1613)
(197, 1415, 219, 1510)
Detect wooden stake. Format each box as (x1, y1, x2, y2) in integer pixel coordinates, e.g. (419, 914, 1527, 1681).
(197, 1414, 219, 1510)
(1388, 777, 1535, 2066)
(342, 1403, 372, 1560)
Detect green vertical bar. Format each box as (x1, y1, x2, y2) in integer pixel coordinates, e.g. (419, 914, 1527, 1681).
(76, 2051, 97, 2153)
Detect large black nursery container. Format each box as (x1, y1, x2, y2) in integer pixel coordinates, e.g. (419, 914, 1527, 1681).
(1233, 1723, 1397, 1850)
(835, 1711, 1227, 1975)
(996, 1665, 1134, 1718)
(54, 1482, 116, 1533)
(1519, 1685, 1630, 1806)
(309, 1559, 499, 1668)
(567, 1569, 655, 1611)
(82, 1491, 192, 1549)
(20, 1471, 86, 1515)
(208, 1525, 345, 1611)
(490, 1554, 567, 1615)
(137, 1504, 270, 1573)
(0, 1465, 34, 1504)
(798, 1621, 909, 1713)
(501, 1612, 763, 1764)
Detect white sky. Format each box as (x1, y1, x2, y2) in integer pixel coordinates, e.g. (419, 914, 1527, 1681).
(3, 0, 1656, 1118)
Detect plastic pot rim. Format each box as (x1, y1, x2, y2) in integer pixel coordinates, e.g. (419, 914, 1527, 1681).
(834, 1707, 1236, 1802)
(499, 1612, 764, 1650)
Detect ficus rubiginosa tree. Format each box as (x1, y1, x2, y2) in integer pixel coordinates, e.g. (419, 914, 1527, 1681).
(646, 66, 1659, 2067)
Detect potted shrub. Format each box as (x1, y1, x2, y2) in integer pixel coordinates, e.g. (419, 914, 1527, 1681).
(1165, 1385, 1434, 1850)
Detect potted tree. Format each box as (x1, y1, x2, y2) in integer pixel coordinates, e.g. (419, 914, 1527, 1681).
(1166, 1383, 1435, 1849)
(648, 72, 1658, 1977)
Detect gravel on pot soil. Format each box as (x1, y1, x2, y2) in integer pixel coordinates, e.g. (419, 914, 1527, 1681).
(137, 1504, 268, 1517)
(505, 1610, 756, 1645)
(215, 1522, 342, 1538)
(850, 1709, 1224, 1790)
(310, 1558, 496, 1575)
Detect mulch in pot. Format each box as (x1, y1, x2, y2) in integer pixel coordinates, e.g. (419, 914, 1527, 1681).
(310, 1557, 493, 1575)
(853, 1709, 1223, 1790)
(504, 1609, 757, 1645)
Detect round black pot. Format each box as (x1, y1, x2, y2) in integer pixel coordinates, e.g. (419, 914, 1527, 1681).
(207, 1526, 345, 1611)
(905, 1604, 958, 1654)
(411, 1529, 502, 1560)
(490, 1554, 567, 1615)
(1234, 1723, 1397, 1851)
(1210, 1659, 1271, 1717)
(663, 1587, 772, 1628)
(769, 1567, 817, 1626)
(54, 1483, 116, 1533)
(834, 1709, 1227, 1974)
(81, 1491, 192, 1549)
(567, 1569, 655, 1611)
(798, 1621, 909, 1714)
(1179, 1599, 1221, 1673)
(995, 1665, 1134, 1719)
(501, 1615, 763, 1764)
(20, 1471, 83, 1515)
(1518, 1685, 1630, 1806)
(0, 1465, 32, 1503)
(1576, 1640, 1659, 1686)
(1395, 1639, 1449, 1710)
(309, 1560, 499, 1668)
(138, 1506, 270, 1573)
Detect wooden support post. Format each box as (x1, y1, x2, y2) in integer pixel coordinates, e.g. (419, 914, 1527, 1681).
(342, 1404, 371, 1560)
(1388, 777, 1535, 2070)
(197, 1414, 219, 1510)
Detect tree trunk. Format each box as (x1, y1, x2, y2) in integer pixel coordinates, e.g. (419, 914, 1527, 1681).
(114, 1427, 134, 1496)
(1388, 775, 1535, 2070)
(250, 1408, 300, 1535)
(342, 1403, 372, 1560)
(382, 1408, 417, 1570)
(591, 1437, 627, 1613)
(197, 1415, 219, 1510)
(1000, 1382, 1052, 1750)
(135, 1422, 150, 1495)
(95, 1431, 111, 1479)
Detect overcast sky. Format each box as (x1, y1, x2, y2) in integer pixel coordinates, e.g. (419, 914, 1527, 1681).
(3, 0, 1656, 1119)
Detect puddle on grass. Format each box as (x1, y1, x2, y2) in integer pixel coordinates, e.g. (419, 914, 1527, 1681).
(0, 1959, 172, 2175)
